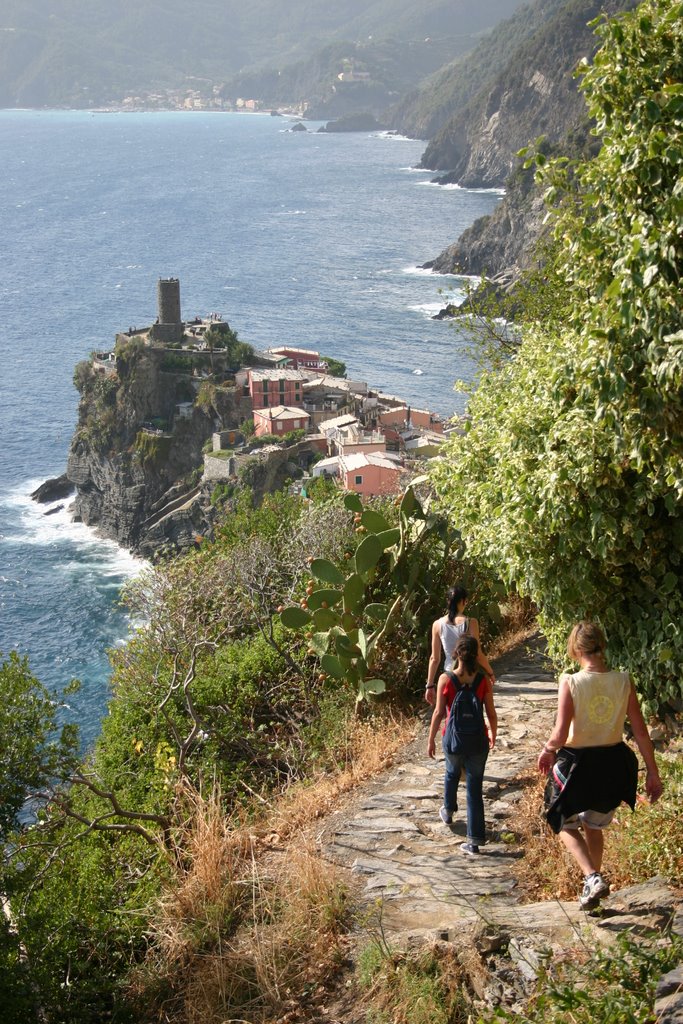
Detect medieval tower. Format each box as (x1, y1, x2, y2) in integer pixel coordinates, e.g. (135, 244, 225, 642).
(151, 277, 184, 344)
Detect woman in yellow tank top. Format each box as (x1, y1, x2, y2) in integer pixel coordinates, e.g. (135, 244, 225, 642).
(538, 622, 663, 910)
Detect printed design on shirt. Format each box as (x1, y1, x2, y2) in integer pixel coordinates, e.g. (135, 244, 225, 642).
(587, 693, 616, 724)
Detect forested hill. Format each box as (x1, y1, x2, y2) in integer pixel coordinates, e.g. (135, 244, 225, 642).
(0, 0, 525, 108)
(416, 0, 637, 289)
(415, 0, 637, 186)
(390, 0, 568, 142)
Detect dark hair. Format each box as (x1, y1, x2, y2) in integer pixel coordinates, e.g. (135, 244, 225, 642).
(454, 634, 479, 675)
(446, 585, 468, 623)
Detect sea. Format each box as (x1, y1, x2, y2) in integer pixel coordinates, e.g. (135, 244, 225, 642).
(0, 109, 503, 746)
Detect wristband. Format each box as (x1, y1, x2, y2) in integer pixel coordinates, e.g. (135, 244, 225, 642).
(542, 745, 556, 755)
(425, 684, 436, 690)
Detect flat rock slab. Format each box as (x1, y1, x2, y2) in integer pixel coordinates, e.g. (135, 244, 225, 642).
(319, 630, 682, 1024)
(320, 638, 558, 936)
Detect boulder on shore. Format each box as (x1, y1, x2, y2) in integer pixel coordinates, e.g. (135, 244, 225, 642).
(31, 473, 74, 504)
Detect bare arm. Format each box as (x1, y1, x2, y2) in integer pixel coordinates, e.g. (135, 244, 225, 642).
(427, 673, 449, 758)
(425, 618, 443, 706)
(483, 681, 497, 749)
(538, 675, 574, 774)
(469, 618, 495, 682)
(626, 682, 663, 802)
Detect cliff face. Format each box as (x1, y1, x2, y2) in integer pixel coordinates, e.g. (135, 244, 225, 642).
(425, 162, 547, 281)
(66, 338, 251, 554)
(419, 0, 634, 188)
(419, 0, 635, 286)
(390, 0, 566, 142)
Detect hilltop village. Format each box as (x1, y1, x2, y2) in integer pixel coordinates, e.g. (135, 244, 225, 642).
(39, 278, 451, 557)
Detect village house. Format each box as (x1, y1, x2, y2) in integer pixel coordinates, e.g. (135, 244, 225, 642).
(319, 416, 388, 458)
(402, 430, 445, 459)
(253, 405, 311, 437)
(266, 347, 328, 372)
(236, 368, 310, 411)
(92, 351, 117, 376)
(339, 451, 405, 497)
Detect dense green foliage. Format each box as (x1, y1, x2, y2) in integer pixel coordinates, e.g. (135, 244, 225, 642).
(432, 0, 683, 711)
(0, 484, 502, 1020)
(279, 486, 501, 701)
(0, 653, 77, 841)
(203, 322, 253, 368)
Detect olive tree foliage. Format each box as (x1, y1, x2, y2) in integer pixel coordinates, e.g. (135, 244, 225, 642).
(431, 0, 683, 712)
(0, 653, 78, 843)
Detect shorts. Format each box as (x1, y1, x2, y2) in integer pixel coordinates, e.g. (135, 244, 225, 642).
(562, 808, 616, 831)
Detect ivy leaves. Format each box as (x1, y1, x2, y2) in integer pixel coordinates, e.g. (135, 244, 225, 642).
(431, 0, 683, 711)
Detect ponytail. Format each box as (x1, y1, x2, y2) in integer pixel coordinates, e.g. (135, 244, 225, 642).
(446, 585, 468, 624)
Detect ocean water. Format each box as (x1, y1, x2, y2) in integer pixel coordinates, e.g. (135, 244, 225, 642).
(0, 109, 502, 745)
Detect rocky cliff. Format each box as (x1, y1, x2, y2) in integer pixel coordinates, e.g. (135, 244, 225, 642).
(416, 0, 635, 286)
(424, 161, 548, 283)
(62, 336, 252, 555)
(420, 0, 634, 188)
(389, 0, 567, 143)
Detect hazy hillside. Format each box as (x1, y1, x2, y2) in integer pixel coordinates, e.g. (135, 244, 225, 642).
(0, 0, 526, 108)
(418, 0, 637, 186)
(389, 0, 567, 140)
(422, 0, 637, 286)
(221, 37, 476, 121)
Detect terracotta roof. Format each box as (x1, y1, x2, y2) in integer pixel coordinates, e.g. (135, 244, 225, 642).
(255, 405, 311, 421)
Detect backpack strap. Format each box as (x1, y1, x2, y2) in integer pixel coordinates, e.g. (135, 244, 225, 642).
(451, 668, 483, 688)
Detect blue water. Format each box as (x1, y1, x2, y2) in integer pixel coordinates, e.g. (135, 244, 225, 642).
(0, 109, 502, 744)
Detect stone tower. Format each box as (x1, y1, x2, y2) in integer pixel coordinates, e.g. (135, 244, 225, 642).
(151, 277, 184, 344)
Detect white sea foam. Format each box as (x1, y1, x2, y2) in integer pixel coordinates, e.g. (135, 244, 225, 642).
(373, 131, 413, 142)
(275, 209, 307, 216)
(413, 368, 424, 375)
(3, 480, 144, 579)
(418, 180, 506, 195)
(408, 301, 449, 318)
(400, 265, 459, 279)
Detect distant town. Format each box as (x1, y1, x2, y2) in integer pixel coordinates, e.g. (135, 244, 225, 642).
(114, 86, 305, 115)
(96, 277, 449, 501)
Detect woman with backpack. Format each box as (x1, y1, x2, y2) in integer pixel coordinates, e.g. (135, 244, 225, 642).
(538, 621, 663, 909)
(425, 585, 495, 706)
(427, 634, 497, 856)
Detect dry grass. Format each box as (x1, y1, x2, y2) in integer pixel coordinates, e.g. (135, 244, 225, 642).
(129, 785, 351, 1024)
(127, 712, 416, 1024)
(487, 596, 538, 661)
(510, 773, 583, 902)
(256, 711, 417, 848)
(511, 752, 683, 903)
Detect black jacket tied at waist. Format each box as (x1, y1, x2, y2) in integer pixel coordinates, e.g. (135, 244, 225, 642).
(544, 741, 638, 834)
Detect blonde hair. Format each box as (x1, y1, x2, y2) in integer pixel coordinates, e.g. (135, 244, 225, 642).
(567, 621, 606, 661)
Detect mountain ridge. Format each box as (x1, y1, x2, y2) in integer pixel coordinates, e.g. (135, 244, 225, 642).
(0, 0, 525, 108)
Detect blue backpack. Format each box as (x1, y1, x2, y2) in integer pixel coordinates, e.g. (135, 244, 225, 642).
(443, 671, 487, 756)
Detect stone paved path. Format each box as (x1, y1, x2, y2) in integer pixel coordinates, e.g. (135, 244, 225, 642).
(320, 634, 594, 944)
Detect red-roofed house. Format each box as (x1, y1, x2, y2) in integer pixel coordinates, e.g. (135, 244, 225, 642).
(339, 452, 404, 497)
(254, 405, 311, 437)
(266, 347, 328, 372)
(241, 368, 310, 411)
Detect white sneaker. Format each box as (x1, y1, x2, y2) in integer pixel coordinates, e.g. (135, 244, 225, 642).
(439, 806, 453, 824)
(579, 872, 610, 909)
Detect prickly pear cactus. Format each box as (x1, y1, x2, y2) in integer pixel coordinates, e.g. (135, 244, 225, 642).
(280, 484, 459, 702)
